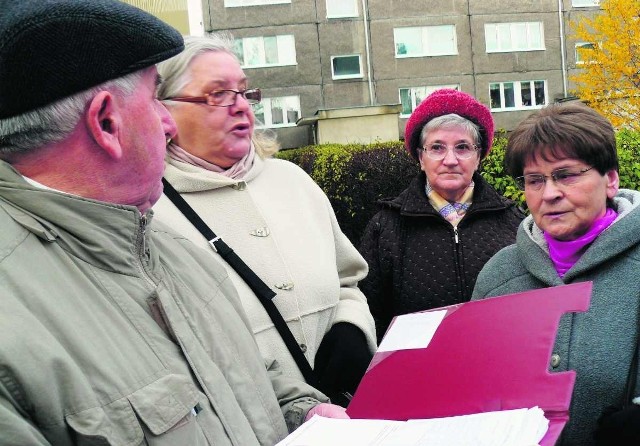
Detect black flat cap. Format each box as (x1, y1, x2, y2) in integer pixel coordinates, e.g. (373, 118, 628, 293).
(0, 0, 184, 119)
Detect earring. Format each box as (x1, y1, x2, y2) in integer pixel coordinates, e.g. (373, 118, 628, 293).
(166, 138, 172, 146)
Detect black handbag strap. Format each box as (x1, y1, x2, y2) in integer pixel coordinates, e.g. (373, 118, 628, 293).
(161, 178, 318, 387)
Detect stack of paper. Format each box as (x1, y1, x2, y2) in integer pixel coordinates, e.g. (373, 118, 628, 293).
(346, 283, 593, 446)
(277, 407, 548, 446)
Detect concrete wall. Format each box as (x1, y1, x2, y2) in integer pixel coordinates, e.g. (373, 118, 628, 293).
(469, 0, 559, 15)
(368, 15, 473, 82)
(204, 0, 317, 30)
(470, 12, 562, 75)
(316, 110, 401, 144)
(318, 19, 372, 108)
(367, 0, 469, 19)
(201, 0, 605, 147)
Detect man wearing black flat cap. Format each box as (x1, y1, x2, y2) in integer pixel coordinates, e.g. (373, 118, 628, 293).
(0, 1, 347, 445)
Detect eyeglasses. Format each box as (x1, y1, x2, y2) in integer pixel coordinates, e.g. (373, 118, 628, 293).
(421, 143, 479, 160)
(167, 88, 261, 107)
(515, 166, 594, 191)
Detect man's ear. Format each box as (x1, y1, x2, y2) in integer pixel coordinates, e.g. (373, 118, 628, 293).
(86, 91, 123, 160)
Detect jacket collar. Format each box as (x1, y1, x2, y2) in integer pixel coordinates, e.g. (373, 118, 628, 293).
(380, 171, 511, 217)
(0, 160, 151, 275)
(519, 188, 640, 283)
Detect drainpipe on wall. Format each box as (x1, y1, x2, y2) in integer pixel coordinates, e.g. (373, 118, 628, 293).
(361, 0, 375, 105)
(558, 0, 568, 98)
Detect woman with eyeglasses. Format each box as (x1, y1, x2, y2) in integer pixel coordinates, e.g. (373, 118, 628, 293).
(152, 33, 376, 406)
(359, 89, 524, 343)
(472, 102, 640, 446)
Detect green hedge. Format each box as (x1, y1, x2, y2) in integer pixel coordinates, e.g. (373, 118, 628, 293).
(277, 132, 640, 246)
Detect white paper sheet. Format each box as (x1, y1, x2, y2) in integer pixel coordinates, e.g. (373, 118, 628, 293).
(377, 310, 447, 353)
(276, 407, 548, 446)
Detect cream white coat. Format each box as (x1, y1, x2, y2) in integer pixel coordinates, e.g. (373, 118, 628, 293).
(153, 155, 376, 382)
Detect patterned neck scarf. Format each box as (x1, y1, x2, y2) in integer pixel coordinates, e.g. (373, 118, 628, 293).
(425, 178, 474, 227)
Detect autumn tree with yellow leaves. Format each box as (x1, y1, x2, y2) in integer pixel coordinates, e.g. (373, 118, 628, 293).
(570, 0, 640, 130)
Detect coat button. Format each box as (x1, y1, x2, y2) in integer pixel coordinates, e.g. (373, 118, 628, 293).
(550, 353, 561, 368)
(274, 282, 294, 290)
(299, 343, 307, 353)
(249, 227, 270, 237)
(232, 181, 246, 191)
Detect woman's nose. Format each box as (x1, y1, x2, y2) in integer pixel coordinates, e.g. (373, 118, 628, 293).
(441, 148, 459, 164)
(229, 91, 251, 112)
(541, 178, 563, 200)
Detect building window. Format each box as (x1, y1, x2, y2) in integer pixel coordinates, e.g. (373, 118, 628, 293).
(572, 0, 599, 6)
(224, 0, 290, 6)
(253, 96, 301, 128)
(485, 22, 544, 53)
(122, 0, 203, 35)
(331, 55, 363, 79)
(326, 0, 357, 18)
(489, 80, 547, 112)
(399, 85, 460, 116)
(394, 25, 457, 58)
(235, 35, 296, 68)
(575, 42, 596, 64)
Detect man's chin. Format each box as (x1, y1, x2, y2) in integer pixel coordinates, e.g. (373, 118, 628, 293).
(146, 186, 164, 212)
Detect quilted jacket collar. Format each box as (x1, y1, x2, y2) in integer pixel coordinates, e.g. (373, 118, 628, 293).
(380, 171, 513, 217)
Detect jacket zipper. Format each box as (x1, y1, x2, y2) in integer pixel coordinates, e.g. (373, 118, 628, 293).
(140, 213, 147, 257)
(452, 226, 464, 297)
(136, 213, 156, 288)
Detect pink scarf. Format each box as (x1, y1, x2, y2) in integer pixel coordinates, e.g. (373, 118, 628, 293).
(166, 142, 256, 179)
(545, 208, 618, 278)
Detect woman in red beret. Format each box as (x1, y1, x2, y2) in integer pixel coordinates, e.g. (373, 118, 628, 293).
(359, 89, 524, 343)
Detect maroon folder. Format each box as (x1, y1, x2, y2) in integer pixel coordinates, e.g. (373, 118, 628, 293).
(347, 282, 592, 446)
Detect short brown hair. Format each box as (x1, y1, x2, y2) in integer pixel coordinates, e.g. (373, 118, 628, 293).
(505, 102, 618, 178)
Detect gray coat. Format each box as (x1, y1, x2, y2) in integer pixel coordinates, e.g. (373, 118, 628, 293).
(472, 189, 640, 446)
(0, 161, 327, 446)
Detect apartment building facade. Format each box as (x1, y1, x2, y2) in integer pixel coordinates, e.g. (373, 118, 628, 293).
(130, 0, 603, 148)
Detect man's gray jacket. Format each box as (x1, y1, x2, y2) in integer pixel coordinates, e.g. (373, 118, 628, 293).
(0, 160, 327, 446)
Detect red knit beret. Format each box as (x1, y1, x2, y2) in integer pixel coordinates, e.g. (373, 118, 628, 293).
(404, 89, 494, 160)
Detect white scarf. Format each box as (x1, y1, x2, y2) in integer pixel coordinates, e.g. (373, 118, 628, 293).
(166, 142, 256, 180)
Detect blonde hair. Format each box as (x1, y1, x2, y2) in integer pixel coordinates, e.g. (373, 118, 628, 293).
(157, 32, 280, 158)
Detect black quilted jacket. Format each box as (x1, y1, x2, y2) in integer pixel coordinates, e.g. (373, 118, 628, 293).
(359, 171, 525, 343)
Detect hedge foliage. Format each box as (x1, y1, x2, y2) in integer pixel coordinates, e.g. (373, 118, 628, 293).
(276, 132, 640, 246)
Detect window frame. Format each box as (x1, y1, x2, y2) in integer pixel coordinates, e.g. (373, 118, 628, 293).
(253, 95, 301, 128)
(575, 42, 596, 65)
(235, 35, 297, 69)
(399, 85, 460, 117)
(489, 80, 548, 112)
(326, 0, 358, 18)
(330, 54, 363, 80)
(224, 0, 291, 7)
(571, 0, 600, 7)
(484, 22, 545, 53)
(394, 25, 458, 58)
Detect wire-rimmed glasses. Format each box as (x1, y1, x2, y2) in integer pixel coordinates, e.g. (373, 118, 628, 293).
(421, 142, 479, 160)
(514, 166, 594, 191)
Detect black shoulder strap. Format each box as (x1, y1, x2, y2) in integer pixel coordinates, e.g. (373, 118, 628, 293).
(161, 178, 318, 387)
